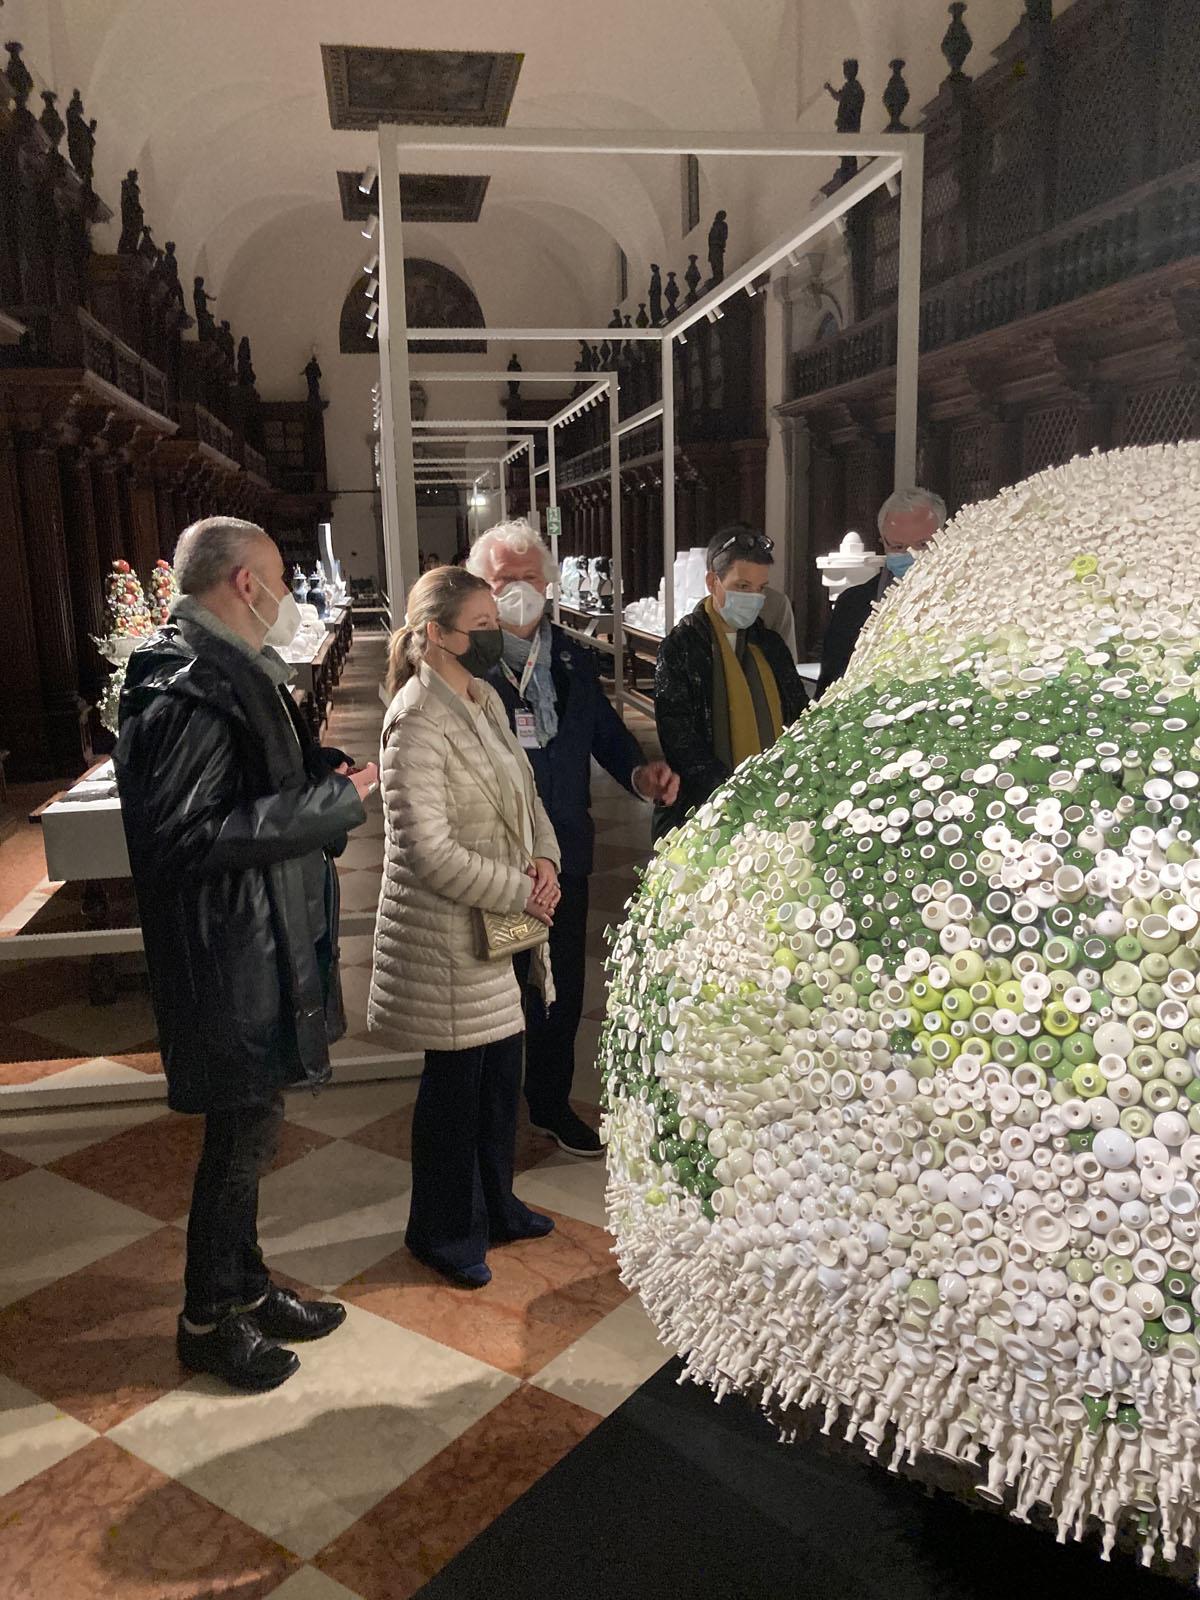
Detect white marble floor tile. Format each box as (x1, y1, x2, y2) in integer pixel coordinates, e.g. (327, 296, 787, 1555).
(111, 1304, 518, 1558)
(528, 1296, 670, 1418)
(255, 1141, 414, 1291)
(283, 1080, 417, 1141)
(514, 1147, 610, 1231)
(0, 1374, 97, 1495)
(16, 995, 158, 1056)
(268, 1568, 364, 1600)
(0, 1169, 159, 1308)
(0, 1099, 166, 1166)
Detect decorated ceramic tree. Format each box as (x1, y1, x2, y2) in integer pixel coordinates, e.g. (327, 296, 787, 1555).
(603, 441, 1200, 1565)
(147, 557, 178, 626)
(93, 559, 155, 734)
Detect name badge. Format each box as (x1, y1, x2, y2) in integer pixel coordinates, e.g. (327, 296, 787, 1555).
(515, 709, 540, 749)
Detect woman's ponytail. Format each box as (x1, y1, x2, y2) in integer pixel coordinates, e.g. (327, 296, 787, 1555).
(385, 624, 419, 696)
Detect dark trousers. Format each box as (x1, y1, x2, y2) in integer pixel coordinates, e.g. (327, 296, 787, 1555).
(183, 1094, 283, 1324)
(405, 1032, 536, 1272)
(515, 872, 589, 1124)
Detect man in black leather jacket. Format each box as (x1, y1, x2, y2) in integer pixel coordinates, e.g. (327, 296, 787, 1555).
(114, 516, 376, 1393)
(652, 526, 806, 840)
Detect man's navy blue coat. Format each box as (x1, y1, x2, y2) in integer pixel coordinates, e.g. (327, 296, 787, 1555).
(484, 624, 643, 877)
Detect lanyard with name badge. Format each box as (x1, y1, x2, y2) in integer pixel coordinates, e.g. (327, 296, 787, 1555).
(499, 629, 543, 749)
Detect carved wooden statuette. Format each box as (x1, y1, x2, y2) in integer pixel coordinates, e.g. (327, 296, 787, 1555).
(707, 210, 728, 284)
(193, 276, 216, 341)
(138, 224, 158, 265)
(506, 352, 522, 399)
(66, 91, 97, 187)
(884, 60, 910, 132)
(635, 303, 650, 328)
(825, 59, 865, 134)
(236, 336, 256, 388)
(217, 319, 236, 375)
(825, 58, 864, 179)
(161, 241, 186, 313)
(4, 41, 34, 112)
(649, 263, 663, 325)
(119, 170, 144, 254)
(665, 270, 680, 320)
(941, 3, 973, 82)
(39, 90, 66, 153)
(303, 354, 323, 404)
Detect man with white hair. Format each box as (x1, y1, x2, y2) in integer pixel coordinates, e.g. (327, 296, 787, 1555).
(114, 517, 377, 1392)
(815, 486, 947, 698)
(469, 519, 679, 1156)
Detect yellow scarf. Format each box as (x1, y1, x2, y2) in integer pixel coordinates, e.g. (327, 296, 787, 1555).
(704, 597, 783, 767)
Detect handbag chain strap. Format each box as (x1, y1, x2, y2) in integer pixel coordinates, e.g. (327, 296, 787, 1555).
(450, 706, 534, 868)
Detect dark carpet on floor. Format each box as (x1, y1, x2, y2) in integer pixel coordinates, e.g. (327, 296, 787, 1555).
(416, 1357, 1186, 1599)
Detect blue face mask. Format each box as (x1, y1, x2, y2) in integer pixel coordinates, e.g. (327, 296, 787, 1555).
(885, 551, 915, 578)
(717, 589, 766, 631)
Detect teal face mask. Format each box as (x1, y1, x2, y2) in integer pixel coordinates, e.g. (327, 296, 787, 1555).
(885, 551, 915, 578)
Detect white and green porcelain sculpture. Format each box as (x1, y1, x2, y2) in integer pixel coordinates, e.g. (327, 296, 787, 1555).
(603, 441, 1200, 1565)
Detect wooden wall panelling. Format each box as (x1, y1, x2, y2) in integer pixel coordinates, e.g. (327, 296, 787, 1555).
(58, 449, 105, 702)
(14, 412, 86, 772)
(0, 407, 49, 774)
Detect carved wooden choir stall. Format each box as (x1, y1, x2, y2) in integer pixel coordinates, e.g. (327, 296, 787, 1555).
(0, 42, 334, 780)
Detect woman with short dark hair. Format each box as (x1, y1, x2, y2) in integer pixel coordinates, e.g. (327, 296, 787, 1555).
(652, 525, 806, 840)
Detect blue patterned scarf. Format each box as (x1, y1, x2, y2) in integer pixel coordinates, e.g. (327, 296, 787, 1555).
(501, 622, 558, 746)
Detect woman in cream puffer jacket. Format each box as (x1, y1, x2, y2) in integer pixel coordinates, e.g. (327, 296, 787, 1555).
(369, 566, 562, 1289)
(369, 660, 559, 1052)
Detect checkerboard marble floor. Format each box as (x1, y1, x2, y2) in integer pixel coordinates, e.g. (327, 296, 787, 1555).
(0, 631, 672, 1597)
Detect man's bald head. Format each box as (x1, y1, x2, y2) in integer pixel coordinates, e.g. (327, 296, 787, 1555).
(174, 517, 276, 599)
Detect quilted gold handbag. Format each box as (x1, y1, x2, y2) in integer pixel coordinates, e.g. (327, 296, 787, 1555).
(475, 903, 549, 962)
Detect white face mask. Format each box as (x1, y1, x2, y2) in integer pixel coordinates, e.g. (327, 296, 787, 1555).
(495, 580, 547, 629)
(249, 575, 303, 648)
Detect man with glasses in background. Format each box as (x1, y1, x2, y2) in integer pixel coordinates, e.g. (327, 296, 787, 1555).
(652, 524, 806, 841)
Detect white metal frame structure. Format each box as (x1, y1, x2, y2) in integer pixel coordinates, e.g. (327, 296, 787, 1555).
(407, 371, 621, 649)
(374, 123, 923, 693)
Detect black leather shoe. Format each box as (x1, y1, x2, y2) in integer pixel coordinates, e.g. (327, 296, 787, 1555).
(176, 1314, 299, 1393)
(531, 1109, 603, 1157)
(246, 1286, 347, 1342)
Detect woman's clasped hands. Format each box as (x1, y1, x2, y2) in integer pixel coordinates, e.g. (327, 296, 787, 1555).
(525, 857, 560, 925)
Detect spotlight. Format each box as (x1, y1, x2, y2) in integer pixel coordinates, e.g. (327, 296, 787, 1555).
(469, 490, 489, 508)
(705, 305, 724, 324)
(365, 275, 379, 299)
(744, 281, 757, 297)
(787, 249, 802, 268)
(886, 175, 900, 200)
(365, 302, 378, 322)
(833, 216, 847, 237)
(677, 331, 687, 346)
(361, 213, 378, 240)
(358, 164, 378, 195)
(366, 323, 378, 341)
(362, 253, 378, 275)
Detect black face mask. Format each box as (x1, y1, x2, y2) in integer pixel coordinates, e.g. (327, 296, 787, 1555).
(449, 627, 504, 676)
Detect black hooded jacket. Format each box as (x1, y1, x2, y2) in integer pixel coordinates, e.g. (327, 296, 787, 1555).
(651, 601, 806, 841)
(113, 614, 365, 1113)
